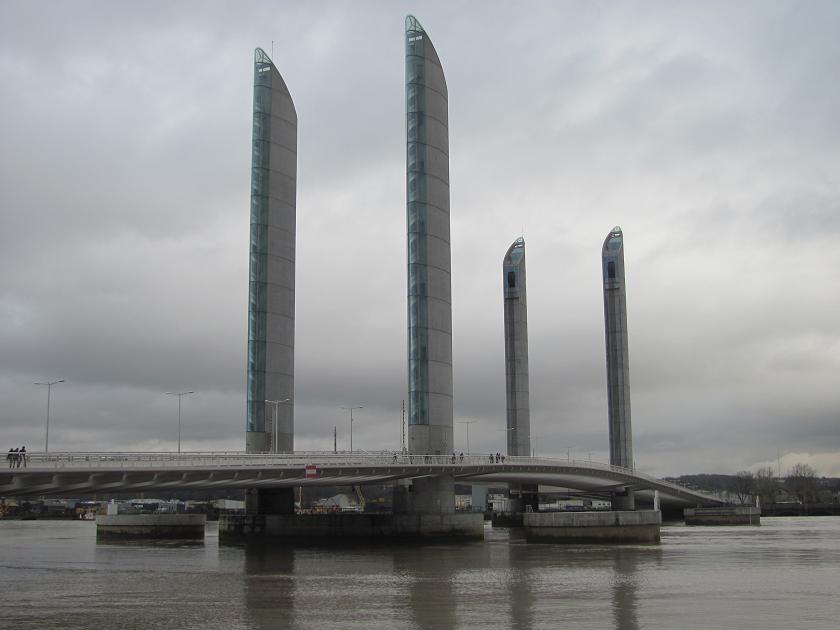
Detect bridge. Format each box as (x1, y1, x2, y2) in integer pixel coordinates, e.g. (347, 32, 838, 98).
(1, 451, 723, 508)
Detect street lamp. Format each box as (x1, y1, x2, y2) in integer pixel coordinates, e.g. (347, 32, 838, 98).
(457, 420, 477, 454)
(35, 379, 64, 453)
(525, 433, 543, 458)
(265, 398, 291, 454)
(341, 404, 364, 452)
(166, 391, 194, 453)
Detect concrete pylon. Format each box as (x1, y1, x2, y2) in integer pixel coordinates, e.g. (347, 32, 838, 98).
(602, 226, 634, 510)
(246, 47, 296, 456)
(405, 14, 453, 457)
(245, 48, 297, 515)
(503, 237, 536, 512)
(503, 237, 531, 457)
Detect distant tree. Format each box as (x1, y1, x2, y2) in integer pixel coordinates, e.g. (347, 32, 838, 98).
(753, 466, 777, 506)
(786, 462, 818, 504)
(731, 470, 755, 505)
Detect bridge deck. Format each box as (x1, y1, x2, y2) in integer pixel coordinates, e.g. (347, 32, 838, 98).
(1, 452, 723, 508)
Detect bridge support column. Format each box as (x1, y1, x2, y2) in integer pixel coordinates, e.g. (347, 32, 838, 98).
(521, 483, 539, 512)
(496, 483, 538, 526)
(394, 475, 455, 515)
(246, 488, 295, 516)
(392, 474, 484, 539)
(611, 487, 635, 511)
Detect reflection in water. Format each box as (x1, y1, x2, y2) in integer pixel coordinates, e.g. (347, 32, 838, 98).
(244, 543, 297, 629)
(238, 529, 649, 630)
(611, 549, 640, 630)
(507, 534, 535, 630)
(394, 544, 460, 629)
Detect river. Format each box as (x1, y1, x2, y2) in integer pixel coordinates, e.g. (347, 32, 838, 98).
(0, 516, 837, 629)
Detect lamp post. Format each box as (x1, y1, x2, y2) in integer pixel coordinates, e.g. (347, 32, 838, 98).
(525, 434, 542, 458)
(35, 379, 64, 453)
(166, 391, 194, 453)
(458, 420, 477, 454)
(265, 398, 291, 454)
(340, 404, 364, 452)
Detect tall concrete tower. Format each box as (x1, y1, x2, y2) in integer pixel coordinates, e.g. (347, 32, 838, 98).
(246, 48, 296, 454)
(503, 237, 531, 457)
(602, 226, 633, 471)
(405, 15, 452, 455)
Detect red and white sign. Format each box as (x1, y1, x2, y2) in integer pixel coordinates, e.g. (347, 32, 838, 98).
(305, 464, 317, 479)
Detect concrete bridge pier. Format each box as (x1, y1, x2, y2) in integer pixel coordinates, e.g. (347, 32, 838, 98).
(220, 476, 483, 541)
(220, 488, 295, 538)
(520, 483, 539, 512)
(393, 475, 484, 539)
(611, 487, 636, 511)
(246, 488, 295, 516)
(496, 483, 539, 524)
(394, 475, 455, 514)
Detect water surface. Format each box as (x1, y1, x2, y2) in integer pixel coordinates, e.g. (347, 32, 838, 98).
(1, 517, 837, 629)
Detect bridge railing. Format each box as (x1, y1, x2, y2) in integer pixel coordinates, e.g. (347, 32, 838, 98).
(16, 451, 640, 476)
(17, 451, 405, 469)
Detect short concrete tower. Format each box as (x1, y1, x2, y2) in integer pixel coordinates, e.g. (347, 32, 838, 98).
(405, 15, 453, 456)
(246, 48, 296, 454)
(602, 226, 634, 509)
(503, 237, 531, 457)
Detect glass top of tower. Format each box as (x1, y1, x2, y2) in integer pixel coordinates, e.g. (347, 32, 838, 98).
(505, 237, 525, 265)
(604, 227, 623, 253)
(406, 15, 424, 33)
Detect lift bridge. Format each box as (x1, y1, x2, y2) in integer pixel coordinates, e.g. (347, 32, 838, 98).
(1, 451, 723, 508)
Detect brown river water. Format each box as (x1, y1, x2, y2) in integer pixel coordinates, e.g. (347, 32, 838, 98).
(1, 516, 838, 629)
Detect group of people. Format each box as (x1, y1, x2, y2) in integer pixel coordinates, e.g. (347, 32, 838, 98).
(6, 446, 27, 468)
(388, 452, 508, 464)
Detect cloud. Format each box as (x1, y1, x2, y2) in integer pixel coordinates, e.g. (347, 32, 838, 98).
(1, 1, 839, 477)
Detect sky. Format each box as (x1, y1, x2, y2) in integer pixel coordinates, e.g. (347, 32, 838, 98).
(1, 1, 838, 477)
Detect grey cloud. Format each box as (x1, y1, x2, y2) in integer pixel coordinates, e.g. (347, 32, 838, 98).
(1, 1, 839, 476)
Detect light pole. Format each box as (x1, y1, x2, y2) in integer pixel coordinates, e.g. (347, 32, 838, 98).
(35, 379, 64, 453)
(265, 398, 291, 454)
(166, 391, 194, 453)
(525, 434, 541, 458)
(341, 404, 364, 452)
(458, 420, 477, 454)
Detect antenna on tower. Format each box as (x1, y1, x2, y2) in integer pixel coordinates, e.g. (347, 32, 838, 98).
(271, 40, 274, 59)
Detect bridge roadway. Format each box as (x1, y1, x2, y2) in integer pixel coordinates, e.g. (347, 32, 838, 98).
(0, 452, 723, 508)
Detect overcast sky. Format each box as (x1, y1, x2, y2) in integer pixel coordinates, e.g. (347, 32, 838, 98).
(1, 1, 838, 477)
